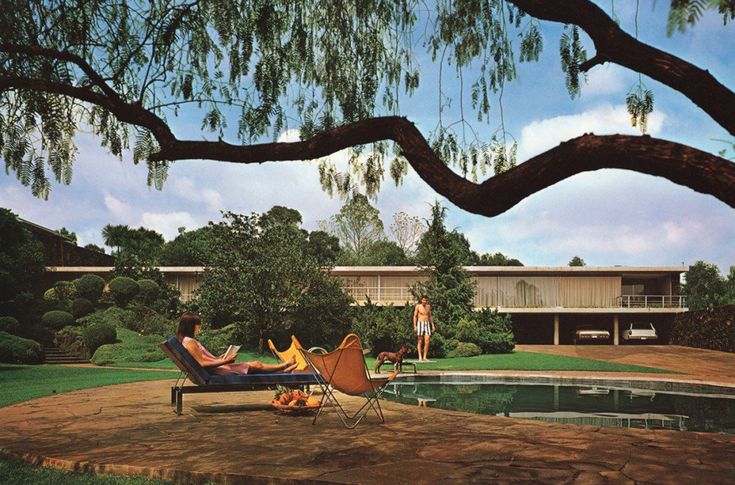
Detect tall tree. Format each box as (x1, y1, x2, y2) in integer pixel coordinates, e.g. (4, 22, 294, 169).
(568, 256, 586, 267)
(321, 194, 385, 261)
(413, 202, 476, 336)
(389, 211, 425, 258)
(476, 252, 524, 266)
(56, 227, 77, 243)
(683, 261, 733, 310)
(101, 224, 164, 262)
(2, 2, 733, 213)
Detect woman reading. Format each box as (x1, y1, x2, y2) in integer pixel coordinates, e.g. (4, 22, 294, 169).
(176, 312, 298, 374)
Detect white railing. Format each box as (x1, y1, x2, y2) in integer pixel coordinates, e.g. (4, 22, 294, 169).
(616, 295, 687, 308)
(343, 286, 414, 304)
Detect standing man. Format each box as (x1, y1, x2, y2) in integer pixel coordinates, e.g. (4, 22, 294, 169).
(413, 295, 435, 362)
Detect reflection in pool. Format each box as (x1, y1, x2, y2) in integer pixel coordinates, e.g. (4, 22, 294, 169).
(382, 381, 735, 433)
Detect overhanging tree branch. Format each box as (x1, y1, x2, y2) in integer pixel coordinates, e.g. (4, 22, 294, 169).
(147, 116, 735, 216)
(509, 0, 735, 135)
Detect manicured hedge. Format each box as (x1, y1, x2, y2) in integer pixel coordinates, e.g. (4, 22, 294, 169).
(71, 298, 94, 319)
(83, 322, 117, 355)
(671, 305, 735, 352)
(108, 277, 139, 307)
(73, 274, 105, 301)
(0, 331, 43, 364)
(136, 279, 160, 305)
(41, 310, 75, 330)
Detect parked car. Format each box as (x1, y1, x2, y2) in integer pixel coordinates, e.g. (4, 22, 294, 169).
(622, 323, 658, 341)
(574, 326, 610, 344)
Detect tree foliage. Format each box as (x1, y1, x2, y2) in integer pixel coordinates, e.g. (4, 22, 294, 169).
(683, 261, 735, 310)
(568, 256, 586, 267)
(197, 210, 351, 351)
(413, 202, 476, 336)
(321, 193, 385, 261)
(0, 0, 733, 213)
(0, 208, 46, 309)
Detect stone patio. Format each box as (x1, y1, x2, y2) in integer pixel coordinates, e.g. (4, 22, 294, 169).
(2, 345, 735, 484)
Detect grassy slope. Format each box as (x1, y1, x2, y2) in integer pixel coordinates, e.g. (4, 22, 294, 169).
(0, 365, 178, 408)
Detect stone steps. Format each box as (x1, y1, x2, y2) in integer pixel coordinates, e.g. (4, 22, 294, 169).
(43, 347, 90, 365)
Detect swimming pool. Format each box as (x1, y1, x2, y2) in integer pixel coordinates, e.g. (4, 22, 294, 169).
(383, 375, 735, 434)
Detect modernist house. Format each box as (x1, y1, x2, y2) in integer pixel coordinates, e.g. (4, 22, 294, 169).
(45, 265, 687, 345)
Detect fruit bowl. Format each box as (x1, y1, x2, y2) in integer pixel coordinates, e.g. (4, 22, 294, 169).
(271, 400, 321, 415)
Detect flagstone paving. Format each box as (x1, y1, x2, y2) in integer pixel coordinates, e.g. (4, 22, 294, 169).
(1, 374, 735, 484)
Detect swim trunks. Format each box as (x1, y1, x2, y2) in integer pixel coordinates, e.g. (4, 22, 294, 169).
(416, 320, 432, 336)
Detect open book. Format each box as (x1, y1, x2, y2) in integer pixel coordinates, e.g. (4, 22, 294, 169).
(222, 345, 241, 361)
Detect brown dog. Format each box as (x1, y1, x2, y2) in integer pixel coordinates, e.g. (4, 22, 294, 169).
(374, 346, 411, 373)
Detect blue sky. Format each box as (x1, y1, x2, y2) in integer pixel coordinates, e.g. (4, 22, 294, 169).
(1, 1, 733, 272)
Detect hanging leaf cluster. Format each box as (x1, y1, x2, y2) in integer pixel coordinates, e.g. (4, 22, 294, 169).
(559, 25, 587, 99)
(626, 84, 654, 134)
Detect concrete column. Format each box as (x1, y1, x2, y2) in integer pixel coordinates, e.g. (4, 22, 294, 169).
(613, 314, 619, 346)
(553, 314, 560, 345)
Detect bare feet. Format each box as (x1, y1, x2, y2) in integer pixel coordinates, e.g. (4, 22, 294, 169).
(284, 362, 299, 373)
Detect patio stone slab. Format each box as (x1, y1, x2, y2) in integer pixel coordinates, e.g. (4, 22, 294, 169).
(1, 378, 734, 484)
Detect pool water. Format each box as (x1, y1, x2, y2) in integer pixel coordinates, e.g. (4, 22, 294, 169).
(382, 381, 735, 433)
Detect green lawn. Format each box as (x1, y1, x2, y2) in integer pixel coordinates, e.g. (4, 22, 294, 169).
(0, 455, 177, 485)
(403, 351, 677, 373)
(0, 364, 178, 408)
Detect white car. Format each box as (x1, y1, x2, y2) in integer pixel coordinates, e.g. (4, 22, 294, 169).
(574, 326, 610, 344)
(622, 323, 658, 341)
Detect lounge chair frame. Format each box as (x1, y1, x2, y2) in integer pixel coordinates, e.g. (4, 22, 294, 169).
(160, 337, 318, 415)
(298, 334, 399, 429)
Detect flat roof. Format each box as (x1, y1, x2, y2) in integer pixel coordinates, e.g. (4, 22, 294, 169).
(46, 265, 688, 275)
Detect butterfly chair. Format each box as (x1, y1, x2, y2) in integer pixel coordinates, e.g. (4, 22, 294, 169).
(267, 337, 313, 372)
(297, 333, 400, 429)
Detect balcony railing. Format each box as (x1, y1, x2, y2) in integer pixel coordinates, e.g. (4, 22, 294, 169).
(616, 295, 687, 308)
(344, 286, 414, 304)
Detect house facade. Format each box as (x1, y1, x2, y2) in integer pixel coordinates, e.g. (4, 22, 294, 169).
(45, 264, 687, 345)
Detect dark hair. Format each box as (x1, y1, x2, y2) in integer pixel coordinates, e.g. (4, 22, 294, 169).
(421, 294, 428, 300)
(176, 312, 202, 342)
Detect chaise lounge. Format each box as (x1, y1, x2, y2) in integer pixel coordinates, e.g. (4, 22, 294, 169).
(160, 336, 319, 414)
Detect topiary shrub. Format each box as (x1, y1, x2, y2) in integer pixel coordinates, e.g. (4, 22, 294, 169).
(136, 279, 160, 305)
(0, 331, 43, 364)
(71, 298, 94, 319)
(108, 277, 140, 307)
(0, 316, 20, 335)
(479, 332, 515, 354)
(73, 274, 105, 302)
(83, 321, 117, 355)
(41, 310, 75, 330)
(53, 280, 77, 300)
(447, 341, 481, 358)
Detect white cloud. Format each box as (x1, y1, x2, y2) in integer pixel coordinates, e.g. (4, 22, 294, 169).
(582, 64, 629, 97)
(517, 104, 666, 160)
(170, 177, 223, 213)
(140, 211, 198, 240)
(103, 194, 134, 220)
